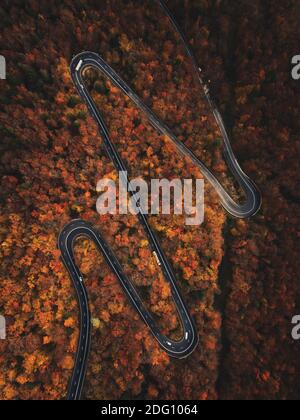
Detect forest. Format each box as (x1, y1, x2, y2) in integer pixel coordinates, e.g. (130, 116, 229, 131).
(0, 0, 300, 400)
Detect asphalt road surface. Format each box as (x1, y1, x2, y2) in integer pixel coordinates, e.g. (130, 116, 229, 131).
(59, 0, 262, 400)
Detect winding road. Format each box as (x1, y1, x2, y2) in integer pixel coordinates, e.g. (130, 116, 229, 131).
(58, 0, 262, 400)
(59, 220, 198, 400)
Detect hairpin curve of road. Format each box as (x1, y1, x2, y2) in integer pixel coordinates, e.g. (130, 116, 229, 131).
(59, 0, 262, 400)
(59, 219, 198, 400)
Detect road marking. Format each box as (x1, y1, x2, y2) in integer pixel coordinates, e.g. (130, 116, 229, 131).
(153, 251, 161, 266)
(76, 60, 83, 72)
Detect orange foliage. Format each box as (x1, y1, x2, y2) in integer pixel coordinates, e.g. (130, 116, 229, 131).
(0, 0, 297, 402)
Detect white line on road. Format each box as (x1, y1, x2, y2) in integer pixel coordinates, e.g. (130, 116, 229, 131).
(76, 60, 83, 72)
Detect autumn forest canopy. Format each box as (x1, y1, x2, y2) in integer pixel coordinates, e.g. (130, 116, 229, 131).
(0, 0, 300, 400)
